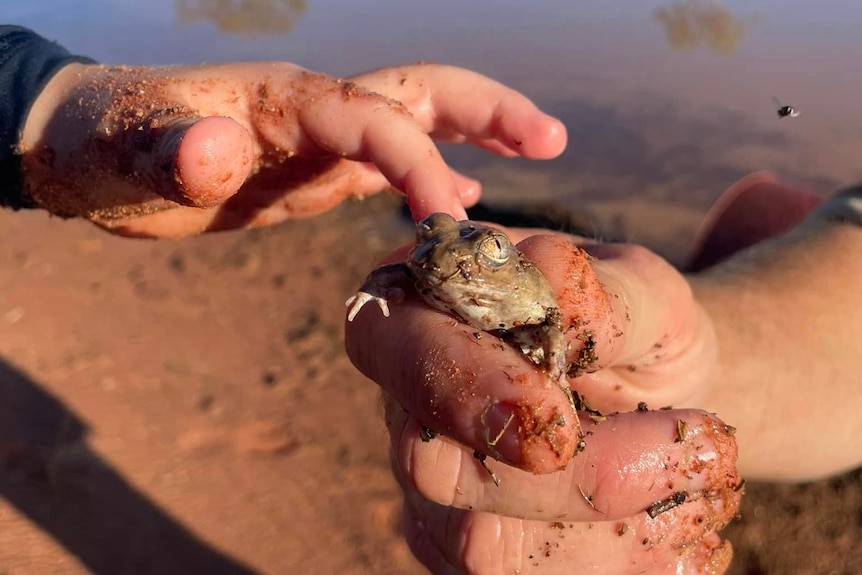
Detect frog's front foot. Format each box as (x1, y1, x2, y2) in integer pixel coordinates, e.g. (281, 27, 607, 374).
(346, 289, 402, 321)
(345, 263, 412, 322)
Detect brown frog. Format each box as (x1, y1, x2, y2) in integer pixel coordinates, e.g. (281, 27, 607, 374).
(346, 213, 583, 443)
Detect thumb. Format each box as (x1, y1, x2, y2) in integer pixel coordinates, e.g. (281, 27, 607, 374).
(142, 115, 254, 208)
(516, 235, 716, 411)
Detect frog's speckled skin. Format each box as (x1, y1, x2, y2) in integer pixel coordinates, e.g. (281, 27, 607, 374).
(346, 213, 573, 395)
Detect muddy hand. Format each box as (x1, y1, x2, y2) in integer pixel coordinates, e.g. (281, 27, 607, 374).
(19, 62, 565, 237)
(345, 230, 740, 573)
(385, 397, 740, 575)
(345, 231, 720, 472)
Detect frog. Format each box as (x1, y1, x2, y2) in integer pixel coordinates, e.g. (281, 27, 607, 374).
(346, 213, 584, 448)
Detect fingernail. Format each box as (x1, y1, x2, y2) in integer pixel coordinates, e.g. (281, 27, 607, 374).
(126, 113, 201, 206)
(451, 199, 469, 221)
(482, 402, 521, 464)
(676, 415, 741, 495)
(154, 118, 194, 162)
(153, 118, 198, 202)
(457, 179, 481, 203)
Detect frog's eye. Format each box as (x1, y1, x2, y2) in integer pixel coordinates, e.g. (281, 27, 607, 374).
(476, 234, 512, 268)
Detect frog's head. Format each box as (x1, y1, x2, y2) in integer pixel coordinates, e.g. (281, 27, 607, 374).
(411, 213, 514, 276)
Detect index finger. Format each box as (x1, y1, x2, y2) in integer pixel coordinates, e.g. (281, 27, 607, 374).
(351, 64, 568, 159)
(290, 77, 466, 219)
(309, 64, 566, 220)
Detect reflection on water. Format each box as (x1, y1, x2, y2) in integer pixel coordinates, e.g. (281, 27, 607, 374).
(443, 93, 819, 261)
(5, 0, 862, 255)
(175, 0, 307, 35)
(653, 0, 760, 53)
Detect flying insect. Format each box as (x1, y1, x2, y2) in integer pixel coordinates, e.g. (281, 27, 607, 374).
(773, 97, 800, 119)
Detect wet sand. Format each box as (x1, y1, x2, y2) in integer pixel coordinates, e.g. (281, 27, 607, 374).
(0, 194, 858, 574)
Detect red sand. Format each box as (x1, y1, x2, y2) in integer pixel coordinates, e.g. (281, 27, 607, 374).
(0, 195, 857, 574)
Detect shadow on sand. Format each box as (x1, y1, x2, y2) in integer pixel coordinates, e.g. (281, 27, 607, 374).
(0, 359, 257, 574)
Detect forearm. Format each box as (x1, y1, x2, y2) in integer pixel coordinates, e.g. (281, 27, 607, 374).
(0, 25, 94, 208)
(691, 191, 862, 481)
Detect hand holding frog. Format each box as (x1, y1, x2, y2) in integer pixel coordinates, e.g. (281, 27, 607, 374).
(19, 61, 565, 237)
(345, 225, 741, 574)
(346, 172, 862, 573)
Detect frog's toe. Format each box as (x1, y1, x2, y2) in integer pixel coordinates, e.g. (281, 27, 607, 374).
(346, 292, 391, 321)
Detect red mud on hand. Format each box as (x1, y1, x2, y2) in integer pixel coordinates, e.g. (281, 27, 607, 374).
(396, 409, 742, 574)
(516, 235, 620, 376)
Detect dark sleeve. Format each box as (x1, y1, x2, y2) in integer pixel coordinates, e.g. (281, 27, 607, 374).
(0, 26, 95, 209)
(810, 185, 862, 228)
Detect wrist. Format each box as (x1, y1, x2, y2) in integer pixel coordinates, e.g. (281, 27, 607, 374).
(19, 63, 99, 152)
(690, 218, 862, 481)
(0, 26, 95, 209)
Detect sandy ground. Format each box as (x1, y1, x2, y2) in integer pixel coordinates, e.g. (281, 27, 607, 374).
(0, 193, 859, 574)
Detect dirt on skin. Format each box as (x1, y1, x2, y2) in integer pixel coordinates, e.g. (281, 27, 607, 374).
(0, 193, 859, 574)
(21, 66, 388, 229)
